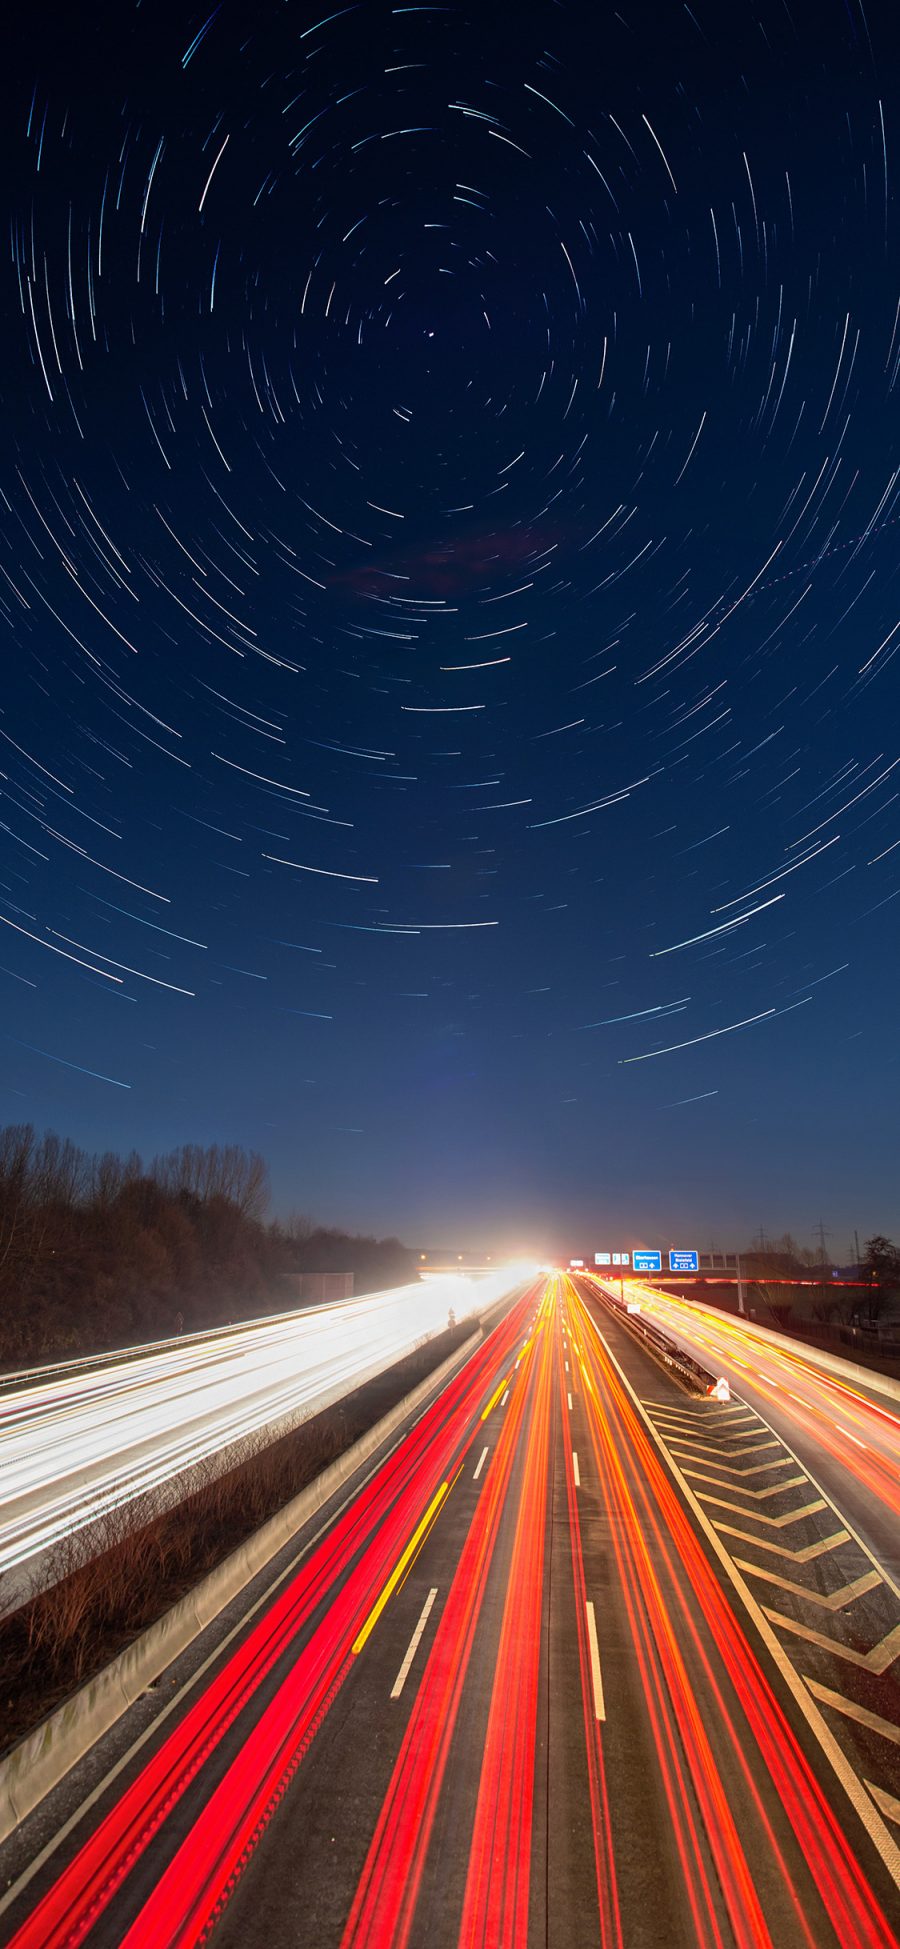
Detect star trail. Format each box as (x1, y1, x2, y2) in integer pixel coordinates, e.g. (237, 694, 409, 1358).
(1, 0, 898, 1248)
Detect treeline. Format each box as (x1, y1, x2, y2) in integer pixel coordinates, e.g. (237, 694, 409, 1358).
(740, 1230, 898, 1280)
(0, 1125, 415, 1367)
(738, 1232, 851, 1277)
(742, 1231, 900, 1328)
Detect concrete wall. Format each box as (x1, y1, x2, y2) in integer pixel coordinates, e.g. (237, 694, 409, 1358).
(278, 1271, 355, 1303)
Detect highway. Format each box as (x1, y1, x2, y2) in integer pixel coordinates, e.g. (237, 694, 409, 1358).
(0, 1269, 527, 1614)
(591, 1280, 900, 1581)
(1, 1275, 898, 1947)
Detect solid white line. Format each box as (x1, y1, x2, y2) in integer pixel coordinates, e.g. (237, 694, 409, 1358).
(573, 1451, 581, 1487)
(585, 1600, 606, 1720)
(391, 1588, 438, 1699)
(473, 1445, 489, 1480)
(568, 1391, 573, 1411)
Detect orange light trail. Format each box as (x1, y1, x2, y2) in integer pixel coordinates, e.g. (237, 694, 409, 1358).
(568, 1279, 898, 1949)
(607, 1281, 900, 1527)
(554, 1301, 623, 1949)
(8, 1274, 899, 1949)
(456, 1301, 552, 1948)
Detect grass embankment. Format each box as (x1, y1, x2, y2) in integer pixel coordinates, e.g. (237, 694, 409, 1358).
(0, 1321, 472, 1757)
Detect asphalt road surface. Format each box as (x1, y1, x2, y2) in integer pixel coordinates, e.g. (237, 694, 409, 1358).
(595, 1279, 900, 1584)
(1, 1274, 898, 1948)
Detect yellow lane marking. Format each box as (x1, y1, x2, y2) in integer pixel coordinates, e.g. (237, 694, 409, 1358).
(585, 1601, 606, 1721)
(477, 1372, 514, 1418)
(352, 1480, 449, 1655)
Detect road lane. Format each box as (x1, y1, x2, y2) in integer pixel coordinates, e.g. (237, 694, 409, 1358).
(0, 1270, 530, 1611)
(2, 1274, 898, 1949)
(591, 1280, 900, 1578)
(565, 1278, 899, 1948)
(1, 1287, 540, 1949)
(338, 1291, 553, 1949)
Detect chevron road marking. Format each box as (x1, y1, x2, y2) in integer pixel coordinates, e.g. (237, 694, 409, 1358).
(667, 1437, 784, 1458)
(713, 1522, 851, 1561)
(867, 1782, 900, 1826)
(648, 1422, 761, 1440)
(761, 1611, 900, 1674)
(675, 1455, 796, 1479)
(734, 1562, 882, 1610)
(661, 1428, 766, 1445)
(655, 1417, 773, 1436)
(698, 1492, 826, 1526)
(686, 1471, 808, 1499)
(804, 1679, 900, 1748)
(596, 1336, 900, 1890)
(645, 1404, 756, 1424)
(653, 1435, 768, 1453)
(655, 1412, 771, 1428)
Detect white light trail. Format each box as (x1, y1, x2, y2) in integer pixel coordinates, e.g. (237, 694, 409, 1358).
(0, 1270, 529, 1608)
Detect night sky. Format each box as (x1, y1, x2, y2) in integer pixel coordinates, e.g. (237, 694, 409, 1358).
(2, 0, 899, 1257)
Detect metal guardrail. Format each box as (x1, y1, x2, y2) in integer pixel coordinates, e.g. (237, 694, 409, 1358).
(587, 1280, 719, 1396)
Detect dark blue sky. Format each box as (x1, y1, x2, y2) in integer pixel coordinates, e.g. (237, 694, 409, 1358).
(2, 0, 898, 1258)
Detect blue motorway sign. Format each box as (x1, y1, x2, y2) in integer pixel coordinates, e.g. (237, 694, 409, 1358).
(595, 1252, 611, 1265)
(632, 1249, 662, 1273)
(669, 1249, 699, 1273)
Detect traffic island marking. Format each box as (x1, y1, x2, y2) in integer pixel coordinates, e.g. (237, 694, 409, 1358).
(734, 1563, 882, 1611)
(633, 1389, 900, 1894)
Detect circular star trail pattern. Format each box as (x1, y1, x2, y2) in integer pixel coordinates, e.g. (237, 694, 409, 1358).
(1, 0, 898, 1241)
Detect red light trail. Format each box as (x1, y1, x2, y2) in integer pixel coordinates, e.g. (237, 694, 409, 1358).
(4, 1276, 897, 1949)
